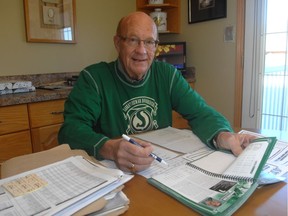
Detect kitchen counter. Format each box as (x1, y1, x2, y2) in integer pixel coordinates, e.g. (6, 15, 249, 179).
(0, 72, 78, 107)
(0, 88, 71, 107)
(0, 69, 196, 107)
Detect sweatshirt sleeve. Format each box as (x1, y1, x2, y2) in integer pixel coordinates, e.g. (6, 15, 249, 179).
(170, 71, 233, 148)
(58, 69, 109, 159)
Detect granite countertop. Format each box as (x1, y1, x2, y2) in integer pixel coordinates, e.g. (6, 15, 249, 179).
(0, 69, 196, 107)
(0, 72, 78, 107)
(0, 88, 71, 106)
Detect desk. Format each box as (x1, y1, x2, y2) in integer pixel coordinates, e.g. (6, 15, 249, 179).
(1, 129, 287, 215)
(122, 174, 287, 216)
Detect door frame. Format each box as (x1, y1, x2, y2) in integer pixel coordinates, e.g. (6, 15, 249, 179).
(234, 0, 245, 128)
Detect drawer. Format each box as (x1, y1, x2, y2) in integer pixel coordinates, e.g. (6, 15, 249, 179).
(31, 124, 62, 152)
(0, 130, 32, 163)
(28, 99, 65, 128)
(0, 104, 29, 135)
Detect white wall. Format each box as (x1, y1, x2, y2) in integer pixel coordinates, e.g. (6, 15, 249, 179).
(161, 0, 237, 125)
(0, 0, 134, 75)
(0, 0, 238, 126)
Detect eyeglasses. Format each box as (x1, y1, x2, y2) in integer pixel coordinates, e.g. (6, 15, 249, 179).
(118, 36, 159, 49)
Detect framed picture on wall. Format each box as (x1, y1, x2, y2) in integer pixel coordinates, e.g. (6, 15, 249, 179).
(24, 0, 77, 43)
(188, 0, 227, 24)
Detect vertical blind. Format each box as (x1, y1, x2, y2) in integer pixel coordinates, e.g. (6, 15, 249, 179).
(261, 0, 288, 132)
(242, 0, 288, 136)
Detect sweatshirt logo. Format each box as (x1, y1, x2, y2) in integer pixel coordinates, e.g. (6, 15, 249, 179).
(123, 96, 158, 134)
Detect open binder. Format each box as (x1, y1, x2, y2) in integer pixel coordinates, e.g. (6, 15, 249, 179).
(148, 137, 277, 216)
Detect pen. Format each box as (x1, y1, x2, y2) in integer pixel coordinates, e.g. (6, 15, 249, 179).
(122, 134, 168, 165)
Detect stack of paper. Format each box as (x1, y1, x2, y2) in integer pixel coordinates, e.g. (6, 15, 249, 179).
(0, 80, 35, 95)
(0, 145, 133, 216)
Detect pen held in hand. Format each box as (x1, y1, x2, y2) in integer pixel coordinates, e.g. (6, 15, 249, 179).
(122, 134, 168, 165)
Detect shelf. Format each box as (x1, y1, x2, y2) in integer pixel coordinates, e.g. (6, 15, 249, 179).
(140, 3, 178, 9)
(158, 30, 171, 33)
(136, 0, 181, 34)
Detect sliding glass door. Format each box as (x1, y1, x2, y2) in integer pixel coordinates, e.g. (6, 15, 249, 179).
(241, 0, 288, 140)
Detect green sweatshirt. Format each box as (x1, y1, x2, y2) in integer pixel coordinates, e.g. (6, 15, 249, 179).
(58, 60, 233, 159)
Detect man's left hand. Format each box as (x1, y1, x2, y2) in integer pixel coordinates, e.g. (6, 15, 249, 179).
(215, 132, 257, 156)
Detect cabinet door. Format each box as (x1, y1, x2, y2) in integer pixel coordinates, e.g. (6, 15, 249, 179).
(28, 99, 65, 128)
(0, 130, 32, 163)
(31, 124, 62, 152)
(172, 111, 190, 129)
(172, 83, 194, 129)
(0, 104, 29, 135)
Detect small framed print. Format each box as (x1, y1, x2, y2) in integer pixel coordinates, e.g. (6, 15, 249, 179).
(188, 0, 227, 24)
(24, 0, 77, 43)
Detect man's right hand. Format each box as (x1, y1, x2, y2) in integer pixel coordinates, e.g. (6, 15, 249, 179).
(99, 138, 154, 173)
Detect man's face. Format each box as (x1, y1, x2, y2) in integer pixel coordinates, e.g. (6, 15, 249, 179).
(114, 15, 158, 80)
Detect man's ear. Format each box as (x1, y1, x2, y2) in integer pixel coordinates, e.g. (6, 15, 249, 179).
(113, 35, 121, 52)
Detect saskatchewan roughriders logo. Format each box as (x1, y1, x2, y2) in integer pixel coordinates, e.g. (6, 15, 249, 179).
(123, 96, 158, 134)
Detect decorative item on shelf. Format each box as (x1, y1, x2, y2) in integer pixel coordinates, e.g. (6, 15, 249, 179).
(149, 0, 164, 4)
(155, 44, 176, 57)
(150, 8, 167, 32)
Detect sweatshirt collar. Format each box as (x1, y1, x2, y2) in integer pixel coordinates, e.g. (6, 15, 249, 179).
(116, 59, 148, 84)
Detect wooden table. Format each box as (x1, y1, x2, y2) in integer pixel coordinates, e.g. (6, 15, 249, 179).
(122, 172, 287, 216)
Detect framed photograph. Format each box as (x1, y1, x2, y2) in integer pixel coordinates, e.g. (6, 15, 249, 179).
(188, 0, 227, 24)
(24, 0, 77, 43)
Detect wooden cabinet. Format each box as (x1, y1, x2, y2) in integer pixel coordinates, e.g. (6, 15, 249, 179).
(28, 99, 65, 152)
(0, 131, 32, 162)
(0, 99, 65, 170)
(172, 112, 189, 129)
(31, 124, 62, 152)
(136, 0, 181, 33)
(0, 105, 32, 168)
(28, 100, 65, 128)
(0, 104, 30, 135)
(172, 82, 195, 129)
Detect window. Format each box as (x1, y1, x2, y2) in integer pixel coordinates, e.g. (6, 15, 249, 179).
(241, 0, 288, 141)
(261, 0, 288, 132)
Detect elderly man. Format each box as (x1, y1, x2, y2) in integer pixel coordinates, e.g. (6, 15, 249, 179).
(58, 12, 255, 172)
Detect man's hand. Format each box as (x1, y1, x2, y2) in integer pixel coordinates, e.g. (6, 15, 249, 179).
(99, 138, 154, 173)
(216, 132, 257, 156)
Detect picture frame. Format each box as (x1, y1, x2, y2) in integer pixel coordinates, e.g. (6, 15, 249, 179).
(23, 0, 77, 43)
(188, 0, 227, 24)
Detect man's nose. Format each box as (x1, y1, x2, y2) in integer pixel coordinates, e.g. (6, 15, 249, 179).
(135, 41, 147, 53)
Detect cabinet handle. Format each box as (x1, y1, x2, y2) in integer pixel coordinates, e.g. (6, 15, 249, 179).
(50, 111, 64, 115)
